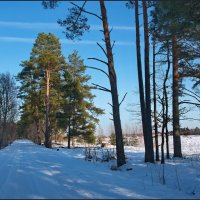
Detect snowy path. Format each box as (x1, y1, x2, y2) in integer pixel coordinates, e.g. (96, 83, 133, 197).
(0, 140, 196, 199)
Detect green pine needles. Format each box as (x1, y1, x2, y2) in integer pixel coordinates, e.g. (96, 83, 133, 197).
(17, 33, 104, 147)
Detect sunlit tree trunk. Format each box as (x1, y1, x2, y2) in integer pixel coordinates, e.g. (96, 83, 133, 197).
(172, 35, 182, 157)
(45, 68, 51, 148)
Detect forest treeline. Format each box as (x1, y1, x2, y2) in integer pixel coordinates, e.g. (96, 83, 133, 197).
(0, 0, 199, 167)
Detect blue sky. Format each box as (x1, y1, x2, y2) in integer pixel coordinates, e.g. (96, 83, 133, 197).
(0, 1, 199, 135)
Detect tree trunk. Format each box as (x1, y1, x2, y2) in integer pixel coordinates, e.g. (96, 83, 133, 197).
(36, 121, 41, 145)
(161, 41, 171, 162)
(135, 0, 148, 162)
(68, 116, 71, 149)
(45, 68, 51, 148)
(152, 31, 159, 161)
(100, 0, 125, 167)
(142, 0, 154, 162)
(172, 35, 182, 157)
(165, 41, 170, 159)
(161, 97, 165, 164)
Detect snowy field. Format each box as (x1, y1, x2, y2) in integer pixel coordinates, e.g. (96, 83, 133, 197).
(0, 137, 199, 199)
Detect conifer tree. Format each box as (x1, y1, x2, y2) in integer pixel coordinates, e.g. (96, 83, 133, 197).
(58, 51, 104, 148)
(17, 33, 65, 148)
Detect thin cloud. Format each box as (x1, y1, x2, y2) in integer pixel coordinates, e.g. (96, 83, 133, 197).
(0, 21, 135, 31)
(0, 36, 34, 43)
(0, 36, 134, 46)
(0, 21, 60, 29)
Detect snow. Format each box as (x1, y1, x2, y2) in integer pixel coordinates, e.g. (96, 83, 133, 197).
(0, 138, 199, 199)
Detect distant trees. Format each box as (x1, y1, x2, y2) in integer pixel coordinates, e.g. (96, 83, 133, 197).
(17, 33, 103, 148)
(0, 73, 18, 148)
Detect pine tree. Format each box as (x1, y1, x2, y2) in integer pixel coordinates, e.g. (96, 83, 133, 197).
(151, 0, 200, 157)
(17, 33, 66, 147)
(58, 51, 104, 147)
(17, 60, 44, 144)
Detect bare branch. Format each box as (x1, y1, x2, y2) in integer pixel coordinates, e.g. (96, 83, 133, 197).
(85, 65, 109, 79)
(92, 83, 111, 93)
(71, 2, 102, 21)
(111, 40, 115, 50)
(183, 88, 200, 99)
(179, 101, 200, 107)
(182, 92, 200, 103)
(97, 42, 108, 58)
(119, 92, 128, 106)
(109, 27, 113, 34)
(108, 102, 113, 107)
(180, 118, 200, 121)
(87, 57, 108, 66)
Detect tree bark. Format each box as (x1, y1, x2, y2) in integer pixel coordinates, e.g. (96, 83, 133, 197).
(45, 68, 51, 148)
(142, 0, 154, 163)
(152, 31, 159, 161)
(100, 0, 125, 167)
(172, 35, 182, 157)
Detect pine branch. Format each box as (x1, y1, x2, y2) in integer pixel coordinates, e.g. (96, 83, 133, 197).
(73, 1, 87, 25)
(71, 2, 102, 21)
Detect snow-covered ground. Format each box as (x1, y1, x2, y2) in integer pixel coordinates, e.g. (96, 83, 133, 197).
(0, 137, 199, 199)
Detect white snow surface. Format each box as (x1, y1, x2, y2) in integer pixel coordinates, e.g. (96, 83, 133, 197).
(0, 138, 199, 199)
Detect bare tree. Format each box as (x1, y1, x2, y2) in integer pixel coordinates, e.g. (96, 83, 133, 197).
(0, 73, 18, 148)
